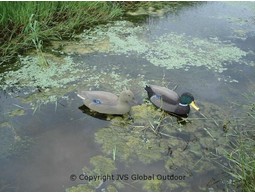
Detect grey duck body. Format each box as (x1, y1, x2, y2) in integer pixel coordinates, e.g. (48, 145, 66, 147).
(77, 90, 135, 115)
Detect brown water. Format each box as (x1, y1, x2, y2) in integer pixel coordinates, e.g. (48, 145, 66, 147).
(0, 2, 255, 191)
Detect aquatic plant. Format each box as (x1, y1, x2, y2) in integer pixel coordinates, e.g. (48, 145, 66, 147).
(142, 179, 162, 191)
(125, 1, 200, 17)
(218, 92, 255, 191)
(25, 14, 49, 67)
(0, 122, 33, 160)
(225, 132, 255, 191)
(81, 20, 249, 74)
(0, 55, 80, 92)
(93, 101, 233, 191)
(67, 155, 116, 192)
(95, 104, 167, 164)
(0, 1, 124, 65)
(0, 51, 149, 111)
(90, 155, 116, 175)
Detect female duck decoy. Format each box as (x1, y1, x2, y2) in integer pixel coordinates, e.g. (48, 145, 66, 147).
(77, 90, 135, 115)
(145, 85, 199, 117)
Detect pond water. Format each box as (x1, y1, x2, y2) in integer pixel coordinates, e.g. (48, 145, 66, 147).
(1, 2, 255, 191)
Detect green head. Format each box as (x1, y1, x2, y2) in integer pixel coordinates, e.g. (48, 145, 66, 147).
(180, 92, 199, 111)
(180, 92, 194, 105)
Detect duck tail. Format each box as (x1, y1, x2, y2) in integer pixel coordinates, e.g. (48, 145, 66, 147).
(145, 85, 154, 98)
(77, 90, 86, 100)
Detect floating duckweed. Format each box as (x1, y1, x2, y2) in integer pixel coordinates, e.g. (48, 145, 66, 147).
(147, 33, 246, 72)
(0, 123, 33, 160)
(112, 181, 125, 190)
(73, 98, 239, 191)
(8, 109, 25, 117)
(1, 51, 148, 108)
(90, 155, 116, 176)
(232, 29, 247, 40)
(97, 101, 232, 176)
(81, 20, 249, 73)
(81, 21, 149, 55)
(76, 65, 147, 97)
(143, 179, 162, 191)
(106, 185, 118, 192)
(87, 101, 219, 191)
(166, 180, 188, 191)
(66, 155, 116, 192)
(0, 55, 80, 91)
(95, 104, 170, 164)
(67, 184, 94, 192)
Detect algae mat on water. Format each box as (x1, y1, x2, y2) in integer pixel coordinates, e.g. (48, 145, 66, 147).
(0, 52, 148, 108)
(81, 21, 251, 73)
(0, 19, 252, 107)
(68, 102, 233, 191)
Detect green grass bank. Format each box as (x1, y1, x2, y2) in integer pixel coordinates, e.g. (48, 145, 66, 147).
(0, 1, 197, 68)
(0, 1, 124, 66)
(224, 101, 255, 191)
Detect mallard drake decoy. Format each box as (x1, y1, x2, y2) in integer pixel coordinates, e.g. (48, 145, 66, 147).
(77, 90, 135, 115)
(145, 85, 199, 117)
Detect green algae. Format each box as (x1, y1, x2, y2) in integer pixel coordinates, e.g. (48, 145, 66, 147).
(80, 21, 149, 55)
(91, 100, 235, 190)
(1, 55, 80, 91)
(0, 54, 88, 110)
(142, 179, 162, 191)
(106, 185, 118, 192)
(149, 34, 246, 72)
(67, 155, 116, 192)
(1, 18, 251, 109)
(105, 22, 149, 55)
(8, 109, 25, 117)
(80, 20, 249, 73)
(69, 100, 227, 191)
(0, 122, 33, 160)
(67, 184, 94, 192)
(90, 155, 116, 176)
(0, 51, 147, 110)
(50, 39, 110, 55)
(95, 104, 167, 164)
(95, 101, 232, 167)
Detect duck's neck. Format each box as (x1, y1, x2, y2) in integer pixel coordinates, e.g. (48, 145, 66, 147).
(118, 99, 128, 105)
(179, 103, 188, 107)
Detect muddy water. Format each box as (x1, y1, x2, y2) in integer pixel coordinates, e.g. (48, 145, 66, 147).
(1, 2, 255, 191)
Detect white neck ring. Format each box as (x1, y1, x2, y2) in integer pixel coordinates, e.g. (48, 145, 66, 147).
(179, 103, 188, 107)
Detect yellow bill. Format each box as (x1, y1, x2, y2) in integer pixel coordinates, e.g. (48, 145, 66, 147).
(190, 101, 199, 111)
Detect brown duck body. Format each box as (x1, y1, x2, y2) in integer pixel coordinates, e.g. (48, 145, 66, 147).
(77, 90, 135, 115)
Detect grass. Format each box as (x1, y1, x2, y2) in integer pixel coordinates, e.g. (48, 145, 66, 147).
(0, 2, 123, 66)
(221, 101, 255, 191)
(225, 130, 255, 191)
(0, 1, 199, 68)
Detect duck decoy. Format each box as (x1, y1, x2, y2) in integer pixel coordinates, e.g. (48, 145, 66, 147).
(145, 85, 199, 117)
(77, 89, 136, 115)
